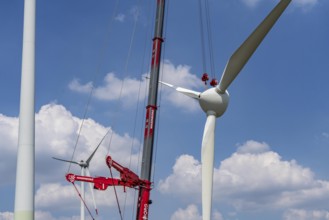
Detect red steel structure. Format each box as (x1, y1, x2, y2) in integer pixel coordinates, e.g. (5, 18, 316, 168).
(66, 156, 151, 219)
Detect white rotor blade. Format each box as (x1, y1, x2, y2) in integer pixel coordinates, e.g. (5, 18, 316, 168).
(159, 81, 201, 99)
(201, 113, 216, 220)
(52, 157, 80, 166)
(85, 142, 101, 166)
(86, 168, 98, 215)
(218, 0, 291, 93)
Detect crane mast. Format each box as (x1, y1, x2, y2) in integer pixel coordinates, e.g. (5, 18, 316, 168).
(133, 0, 166, 218)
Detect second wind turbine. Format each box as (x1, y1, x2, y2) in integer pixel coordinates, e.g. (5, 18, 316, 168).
(160, 0, 292, 219)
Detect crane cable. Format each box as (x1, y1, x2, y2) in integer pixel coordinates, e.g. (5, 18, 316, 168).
(106, 0, 141, 157)
(103, 1, 148, 219)
(123, 2, 154, 217)
(67, 0, 120, 174)
(198, 0, 207, 74)
(71, 182, 95, 220)
(205, 0, 216, 80)
(198, 0, 217, 85)
(109, 166, 124, 220)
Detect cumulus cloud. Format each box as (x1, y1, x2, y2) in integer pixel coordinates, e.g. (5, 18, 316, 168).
(158, 155, 201, 200)
(68, 79, 92, 93)
(0, 103, 141, 214)
(283, 209, 329, 220)
(35, 182, 135, 211)
(35, 183, 77, 210)
(69, 61, 203, 111)
(0, 114, 18, 184)
(32, 104, 142, 184)
(158, 140, 329, 212)
(0, 212, 13, 220)
(159, 60, 203, 112)
(236, 140, 270, 154)
(0, 211, 81, 220)
(170, 204, 223, 220)
(170, 204, 201, 220)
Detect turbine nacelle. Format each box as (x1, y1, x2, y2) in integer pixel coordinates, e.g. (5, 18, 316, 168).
(199, 88, 229, 118)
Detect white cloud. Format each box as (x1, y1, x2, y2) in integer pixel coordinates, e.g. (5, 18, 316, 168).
(159, 60, 203, 112)
(33, 103, 141, 177)
(158, 155, 201, 200)
(115, 13, 125, 22)
(35, 211, 61, 220)
(35, 183, 77, 209)
(0, 114, 18, 151)
(35, 182, 135, 211)
(68, 79, 92, 94)
(170, 204, 224, 220)
(0, 212, 13, 220)
(170, 204, 202, 220)
(283, 209, 329, 220)
(0, 113, 18, 184)
(0, 103, 141, 213)
(69, 61, 203, 112)
(158, 140, 329, 212)
(236, 140, 270, 154)
(213, 210, 225, 220)
(0, 211, 80, 220)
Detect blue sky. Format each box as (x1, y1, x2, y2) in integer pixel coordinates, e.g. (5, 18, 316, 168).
(1, 0, 329, 219)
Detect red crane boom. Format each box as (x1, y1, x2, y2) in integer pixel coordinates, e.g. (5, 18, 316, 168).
(66, 155, 151, 219)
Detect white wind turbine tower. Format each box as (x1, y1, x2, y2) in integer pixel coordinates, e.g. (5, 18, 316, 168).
(161, 0, 292, 219)
(14, 0, 36, 219)
(53, 144, 100, 220)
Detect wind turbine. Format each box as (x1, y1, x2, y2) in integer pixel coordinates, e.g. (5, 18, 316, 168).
(161, 0, 292, 219)
(53, 144, 100, 220)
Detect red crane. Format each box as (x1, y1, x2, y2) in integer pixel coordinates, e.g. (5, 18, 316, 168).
(66, 1, 165, 219)
(66, 156, 151, 220)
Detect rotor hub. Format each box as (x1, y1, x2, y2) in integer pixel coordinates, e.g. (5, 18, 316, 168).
(199, 88, 230, 118)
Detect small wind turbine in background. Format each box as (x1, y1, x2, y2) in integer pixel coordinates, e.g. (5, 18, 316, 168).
(53, 144, 100, 220)
(160, 0, 292, 219)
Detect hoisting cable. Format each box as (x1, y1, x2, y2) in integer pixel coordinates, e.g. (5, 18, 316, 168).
(122, 2, 150, 215)
(104, 1, 145, 219)
(120, 3, 144, 218)
(205, 0, 217, 81)
(66, 0, 120, 174)
(129, 0, 157, 218)
(71, 182, 95, 220)
(106, 0, 141, 158)
(198, 0, 218, 86)
(198, 0, 207, 74)
(130, 74, 150, 220)
(67, 87, 93, 174)
(109, 165, 123, 220)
